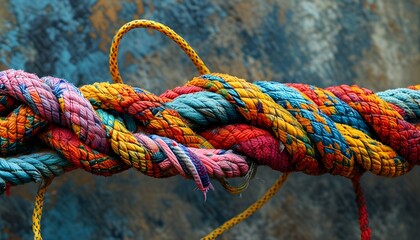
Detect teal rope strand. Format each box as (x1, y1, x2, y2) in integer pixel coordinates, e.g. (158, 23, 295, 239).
(377, 88, 420, 121)
(164, 91, 243, 129)
(0, 152, 71, 192)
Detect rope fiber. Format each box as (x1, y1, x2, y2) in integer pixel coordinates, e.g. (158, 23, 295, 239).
(0, 19, 419, 240)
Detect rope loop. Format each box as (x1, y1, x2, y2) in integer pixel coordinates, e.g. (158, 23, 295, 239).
(109, 19, 210, 84)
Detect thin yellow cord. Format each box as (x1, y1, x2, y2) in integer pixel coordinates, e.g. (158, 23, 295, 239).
(32, 179, 52, 240)
(109, 19, 210, 84)
(201, 173, 290, 240)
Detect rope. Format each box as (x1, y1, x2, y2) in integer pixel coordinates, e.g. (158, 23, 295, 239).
(109, 19, 210, 84)
(352, 174, 371, 239)
(32, 178, 52, 240)
(0, 19, 419, 240)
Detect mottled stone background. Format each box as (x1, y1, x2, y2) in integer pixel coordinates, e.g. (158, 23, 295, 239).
(0, 0, 419, 239)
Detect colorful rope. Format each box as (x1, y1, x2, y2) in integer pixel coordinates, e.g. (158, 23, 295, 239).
(0, 20, 419, 240)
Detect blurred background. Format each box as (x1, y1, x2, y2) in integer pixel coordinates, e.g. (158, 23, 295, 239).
(0, 0, 419, 239)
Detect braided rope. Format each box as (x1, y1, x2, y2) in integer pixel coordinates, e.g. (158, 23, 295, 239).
(0, 19, 418, 240)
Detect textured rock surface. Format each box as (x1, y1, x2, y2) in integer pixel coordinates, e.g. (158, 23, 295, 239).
(0, 0, 419, 239)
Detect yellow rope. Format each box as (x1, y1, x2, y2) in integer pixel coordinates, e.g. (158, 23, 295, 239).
(201, 173, 290, 240)
(32, 179, 52, 240)
(109, 19, 210, 84)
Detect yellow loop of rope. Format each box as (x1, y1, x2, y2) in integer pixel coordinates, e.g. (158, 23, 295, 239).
(201, 173, 290, 240)
(109, 19, 211, 84)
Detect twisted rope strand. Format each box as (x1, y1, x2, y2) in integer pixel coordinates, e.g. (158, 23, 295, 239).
(0, 105, 46, 156)
(287, 83, 372, 134)
(328, 85, 420, 164)
(0, 152, 70, 189)
(80, 82, 213, 148)
(377, 88, 420, 121)
(187, 73, 323, 175)
(256, 81, 355, 176)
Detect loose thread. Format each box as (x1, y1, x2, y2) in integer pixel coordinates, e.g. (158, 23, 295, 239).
(201, 173, 290, 240)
